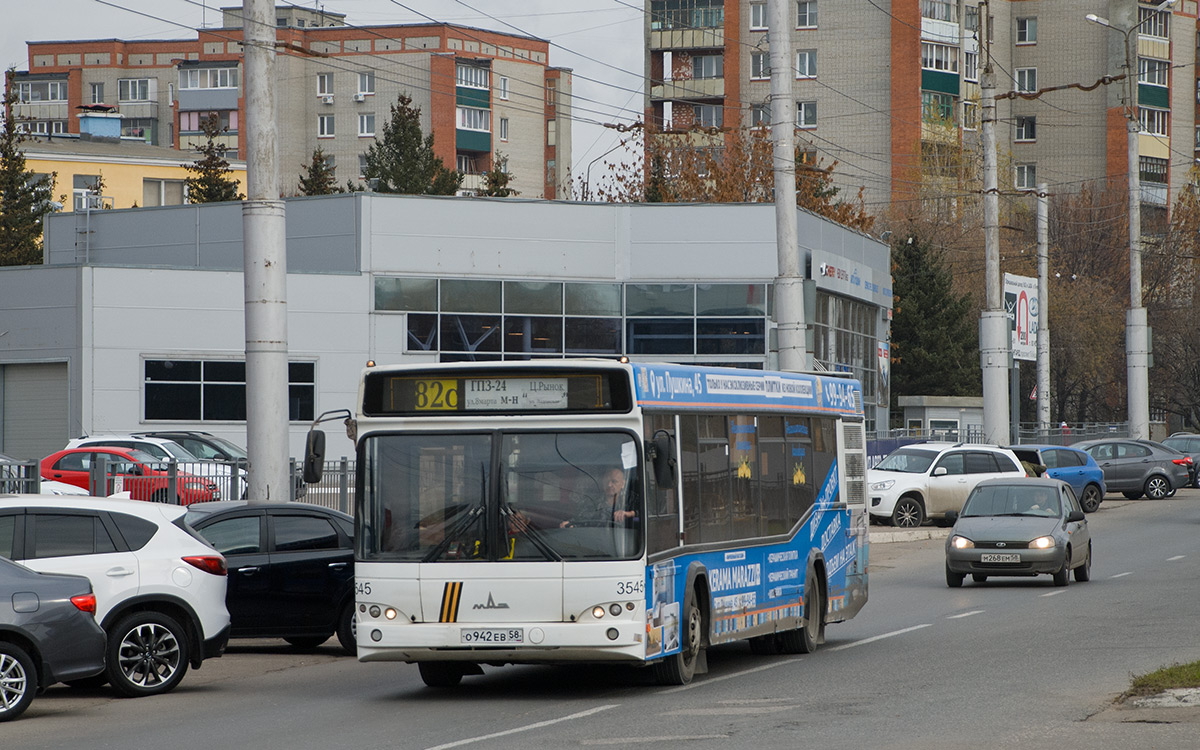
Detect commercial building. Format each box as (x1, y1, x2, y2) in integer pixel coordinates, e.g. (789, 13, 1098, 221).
(0, 194, 891, 460)
(11, 5, 571, 198)
(645, 0, 1197, 213)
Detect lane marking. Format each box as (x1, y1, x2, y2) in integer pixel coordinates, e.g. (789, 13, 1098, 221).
(424, 705, 618, 750)
(828, 624, 932, 652)
(1040, 590, 1067, 597)
(658, 658, 800, 694)
(1168, 555, 1185, 561)
(947, 610, 984, 619)
(1110, 572, 1133, 579)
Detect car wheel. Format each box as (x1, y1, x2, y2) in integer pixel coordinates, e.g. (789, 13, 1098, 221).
(945, 564, 964, 588)
(971, 573, 988, 583)
(418, 662, 464, 688)
(107, 611, 190, 698)
(284, 636, 329, 650)
(652, 596, 703, 685)
(0, 642, 37, 722)
(1144, 475, 1171, 500)
(1122, 491, 1143, 500)
(779, 574, 823, 654)
(1079, 485, 1103, 513)
(1052, 550, 1071, 587)
(151, 489, 172, 504)
(336, 602, 357, 656)
(1074, 542, 1092, 583)
(891, 497, 925, 528)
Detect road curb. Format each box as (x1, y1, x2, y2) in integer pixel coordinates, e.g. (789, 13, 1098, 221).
(868, 527, 950, 544)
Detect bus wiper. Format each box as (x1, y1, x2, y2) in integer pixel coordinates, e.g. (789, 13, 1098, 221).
(500, 504, 562, 562)
(424, 502, 486, 562)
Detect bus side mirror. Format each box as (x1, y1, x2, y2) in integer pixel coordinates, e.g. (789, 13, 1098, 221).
(302, 429, 326, 484)
(650, 431, 676, 487)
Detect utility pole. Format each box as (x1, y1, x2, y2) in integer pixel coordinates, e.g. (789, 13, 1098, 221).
(1036, 183, 1050, 432)
(242, 0, 291, 502)
(979, 2, 1010, 444)
(768, 0, 807, 372)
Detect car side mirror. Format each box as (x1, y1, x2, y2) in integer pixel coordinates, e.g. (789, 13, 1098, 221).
(302, 429, 326, 484)
(932, 467, 948, 477)
(1066, 510, 1085, 523)
(944, 509, 958, 524)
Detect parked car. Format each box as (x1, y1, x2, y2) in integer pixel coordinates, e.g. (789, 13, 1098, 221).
(944, 477, 1092, 587)
(1072, 438, 1191, 500)
(1161, 433, 1200, 488)
(868, 442, 1027, 527)
(41, 446, 221, 505)
(138, 431, 248, 465)
(0, 495, 230, 697)
(184, 501, 355, 655)
(66, 435, 246, 499)
(1007, 444, 1106, 512)
(0, 557, 107, 721)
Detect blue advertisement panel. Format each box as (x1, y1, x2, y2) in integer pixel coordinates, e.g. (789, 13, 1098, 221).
(632, 364, 862, 419)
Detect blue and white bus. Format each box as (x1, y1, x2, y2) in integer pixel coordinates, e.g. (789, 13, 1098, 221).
(305, 359, 868, 686)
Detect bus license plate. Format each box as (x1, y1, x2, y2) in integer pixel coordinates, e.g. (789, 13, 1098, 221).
(461, 628, 524, 645)
(980, 553, 1021, 563)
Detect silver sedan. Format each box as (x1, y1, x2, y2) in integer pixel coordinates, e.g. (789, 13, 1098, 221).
(944, 477, 1092, 587)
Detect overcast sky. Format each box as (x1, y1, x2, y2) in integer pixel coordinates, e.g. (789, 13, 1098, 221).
(2, 0, 645, 186)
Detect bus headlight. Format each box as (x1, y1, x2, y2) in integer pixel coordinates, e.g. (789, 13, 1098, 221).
(385, 608, 397, 620)
(592, 606, 606, 619)
(609, 603, 622, 616)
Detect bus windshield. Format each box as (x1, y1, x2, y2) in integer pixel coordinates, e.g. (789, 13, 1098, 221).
(361, 431, 643, 562)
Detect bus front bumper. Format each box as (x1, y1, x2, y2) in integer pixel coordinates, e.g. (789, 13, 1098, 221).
(355, 620, 648, 664)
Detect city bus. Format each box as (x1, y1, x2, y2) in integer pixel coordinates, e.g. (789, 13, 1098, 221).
(303, 359, 869, 686)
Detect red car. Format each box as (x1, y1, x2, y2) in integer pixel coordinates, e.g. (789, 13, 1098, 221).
(41, 446, 221, 505)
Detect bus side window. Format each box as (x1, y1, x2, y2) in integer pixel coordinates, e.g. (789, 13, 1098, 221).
(644, 414, 679, 554)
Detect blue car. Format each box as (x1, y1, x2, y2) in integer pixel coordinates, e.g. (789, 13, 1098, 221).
(1008, 445, 1106, 513)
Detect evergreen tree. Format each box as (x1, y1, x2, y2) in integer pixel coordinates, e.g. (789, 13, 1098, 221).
(297, 147, 343, 196)
(889, 233, 981, 404)
(0, 69, 56, 266)
(478, 151, 518, 197)
(185, 114, 243, 203)
(362, 93, 461, 195)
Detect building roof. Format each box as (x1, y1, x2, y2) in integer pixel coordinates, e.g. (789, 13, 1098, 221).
(22, 135, 245, 168)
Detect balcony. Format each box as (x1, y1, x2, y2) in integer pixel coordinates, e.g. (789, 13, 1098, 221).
(650, 28, 725, 51)
(650, 78, 725, 102)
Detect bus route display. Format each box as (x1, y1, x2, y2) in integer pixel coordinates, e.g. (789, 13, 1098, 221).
(362, 368, 632, 416)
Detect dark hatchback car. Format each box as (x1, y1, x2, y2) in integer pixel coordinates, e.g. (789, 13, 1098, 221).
(184, 502, 355, 655)
(1, 556, 107, 721)
(1161, 433, 1200, 488)
(1072, 438, 1191, 500)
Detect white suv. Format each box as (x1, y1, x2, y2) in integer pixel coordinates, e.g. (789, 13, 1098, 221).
(0, 495, 230, 697)
(65, 435, 246, 500)
(868, 442, 1027, 527)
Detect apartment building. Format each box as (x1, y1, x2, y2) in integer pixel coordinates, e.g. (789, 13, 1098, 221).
(645, 0, 1198, 213)
(11, 5, 572, 199)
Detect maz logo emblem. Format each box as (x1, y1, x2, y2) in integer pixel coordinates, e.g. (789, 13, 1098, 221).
(473, 593, 510, 610)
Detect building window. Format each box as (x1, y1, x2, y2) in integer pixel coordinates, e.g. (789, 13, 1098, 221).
(21, 120, 67, 135)
(962, 101, 978, 130)
(546, 79, 557, 106)
(1140, 156, 1168, 184)
(499, 117, 509, 141)
(118, 78, 151, 102)
(1015, 115, 1036, 141)
(1015, 163, 1036, 190)
(751, 103, 769, 128)
(89, 82, 105, 104)
(750, 2, 767, 30)
(358, 154, 368, 179)
(920, 0, 956, 23)
(180, 67, 238, 89)
(547, 119, 557, 146)
(547, 159, 556, 184)
(457, 106, 490, 131)
(317, 73, 333, 95)
(796, 1, 817, 28)
(1139, 58, 1169, 87)
(693, 104, 723, 128)
(796, 100, 816, 128)
(456, 64, 488, 89)
(751, 52, 769, 80)
(795, 50, 817, 78)
(963, 51, 978, 82)
(18, 80, 68, 103)
(1140, 107, 1169, 136)
(694, 54, 723, 79)
(142, 178, 186, 207)
(1016, 17, 1037, 44)
(921, 43, 958, 73)
(921, 92, 954, 125)
(122, 118, 155, 142)
(144, 359, 315, 422)
(1139, 7, 1169, 39)
(358, 113, 375, 137)
(357, 71, 375, 95)
(497, 76, 509, 100)
(181, 111, 235, 132)
(318, 114, 334, 138)
(1015, 68, 1037, 93)
(964, 4, 979, 32)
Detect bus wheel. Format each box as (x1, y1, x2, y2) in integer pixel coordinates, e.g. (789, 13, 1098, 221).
(779, 575, 823, 654)
(418, 662, 463, 688)
(653, 599, 703, 685)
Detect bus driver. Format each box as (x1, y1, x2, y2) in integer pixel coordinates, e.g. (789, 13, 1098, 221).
(560, 467, 636, 527)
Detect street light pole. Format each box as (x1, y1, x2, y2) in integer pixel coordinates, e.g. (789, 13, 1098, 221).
(1086, 0, 1176, 440)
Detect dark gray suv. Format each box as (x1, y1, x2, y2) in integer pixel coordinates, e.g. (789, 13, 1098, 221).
(1072, 438, 1191, 500)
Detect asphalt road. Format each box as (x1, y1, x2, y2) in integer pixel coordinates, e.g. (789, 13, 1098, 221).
(9, 490, 1200, 749)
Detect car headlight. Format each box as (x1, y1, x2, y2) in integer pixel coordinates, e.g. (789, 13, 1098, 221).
(950, 535, 974, 549)
(870, 479, 896, 492)
(1030, 536, 1055, 549)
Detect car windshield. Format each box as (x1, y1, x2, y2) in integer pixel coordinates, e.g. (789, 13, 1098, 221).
(961, 484, 1061, 517)
(874, 448, 938, 473)
(158, 441, 201, 460)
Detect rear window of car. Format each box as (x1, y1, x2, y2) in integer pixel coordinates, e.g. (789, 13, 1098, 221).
(110, 512, 159, 550)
